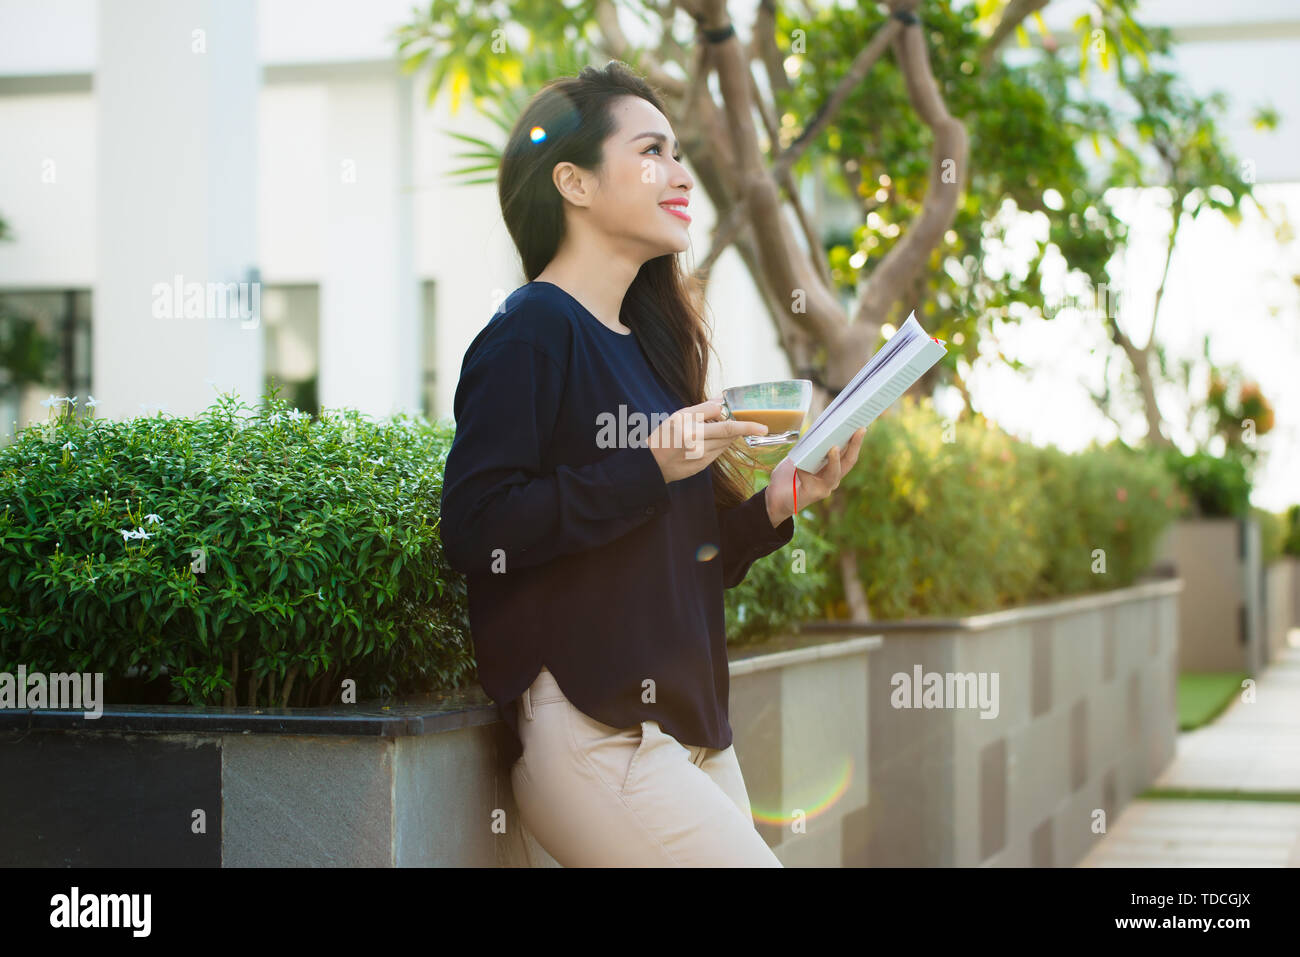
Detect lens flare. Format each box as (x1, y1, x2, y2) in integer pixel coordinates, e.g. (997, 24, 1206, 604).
(695, 543, 719, 562)
(529, 125, 547, 143)
(749, 754, 854, 827)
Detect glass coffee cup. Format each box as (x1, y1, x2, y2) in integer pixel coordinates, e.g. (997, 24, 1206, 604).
(717, 379, 812, 461)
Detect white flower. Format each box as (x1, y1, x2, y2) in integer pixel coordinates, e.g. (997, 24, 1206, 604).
(40, 394, 59, 408)
(143, 513, 162, 525)
(286, 408, 308, 422)
(86, 395, 99, 409)
(61, 441, 76, 451)
(267, 412, 283, 426)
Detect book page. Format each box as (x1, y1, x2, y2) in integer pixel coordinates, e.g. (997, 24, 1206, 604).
(787, 314, 945, 472)
(790, 314, 924, 457)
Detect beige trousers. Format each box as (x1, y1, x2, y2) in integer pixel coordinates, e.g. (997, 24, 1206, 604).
(510, 666, 782, 867)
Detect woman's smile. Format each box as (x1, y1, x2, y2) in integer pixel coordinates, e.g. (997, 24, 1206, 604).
(660, 201, 691, 224)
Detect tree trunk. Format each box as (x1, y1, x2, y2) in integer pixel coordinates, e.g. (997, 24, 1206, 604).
(829, 494, 872, 619)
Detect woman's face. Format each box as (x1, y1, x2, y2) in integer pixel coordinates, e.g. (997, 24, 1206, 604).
(581, 96, 695, 259)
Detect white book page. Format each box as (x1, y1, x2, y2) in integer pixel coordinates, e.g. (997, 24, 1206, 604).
(790, 313, 923, 458)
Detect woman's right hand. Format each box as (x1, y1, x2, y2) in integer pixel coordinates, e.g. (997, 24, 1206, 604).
(647, 398, 767, 484)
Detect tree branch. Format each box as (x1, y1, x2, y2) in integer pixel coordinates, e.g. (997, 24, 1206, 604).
(979, 0, 1050, 69)
(1148, 190, 1185, 349)
(773, 16, 902, 181)
(851, 5, 968, 387)
(751, 0, 791, 102)
(1102, 301, 1170, 447)
(684, 0, 844, 347)
(753, 60, 834, 290)
(594, 0, 687, 98)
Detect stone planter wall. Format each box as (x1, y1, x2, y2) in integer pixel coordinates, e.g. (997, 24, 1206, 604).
(1263, 556, 1299, 665)
(0, 580, 1180, 867)
(1294, 556, 1300, 629)
(800, 577, 1181, 866)
(1156, 518, 1261, 674)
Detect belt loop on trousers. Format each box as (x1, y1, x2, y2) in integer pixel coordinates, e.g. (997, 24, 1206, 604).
(522, 685, 534, 721)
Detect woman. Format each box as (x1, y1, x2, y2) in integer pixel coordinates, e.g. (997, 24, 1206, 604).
(439, 60, 867, 867)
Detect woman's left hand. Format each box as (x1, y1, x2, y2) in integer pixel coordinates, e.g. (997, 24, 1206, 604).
(763, 426, 867, 526)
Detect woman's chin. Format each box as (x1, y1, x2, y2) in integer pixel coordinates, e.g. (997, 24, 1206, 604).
(665, 231, 691, 253)
(640, 228, 690, 258)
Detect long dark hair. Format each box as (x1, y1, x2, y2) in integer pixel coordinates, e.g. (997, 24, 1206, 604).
(497, 59, 758, 510)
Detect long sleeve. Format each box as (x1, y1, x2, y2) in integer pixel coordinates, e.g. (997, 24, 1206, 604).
(439, 337, 671, 576)
(716, 486, 795, 589)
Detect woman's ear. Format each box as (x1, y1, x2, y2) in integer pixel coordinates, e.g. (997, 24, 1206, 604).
(551, 161, 594, 209)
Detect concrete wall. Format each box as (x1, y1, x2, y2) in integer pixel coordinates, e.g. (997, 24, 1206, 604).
(1263, 557, 1298, 665)
(1293, 556, 1300, 629)
(856, 581, 1180, 866)
(220, 579, 1181, 866)
(1157, 518, 1262, 674)
(0, 581, 1181, 866)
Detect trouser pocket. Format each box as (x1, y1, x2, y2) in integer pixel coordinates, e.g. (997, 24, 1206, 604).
(522, 665, 568, 717)
(564, 701, 649, 797)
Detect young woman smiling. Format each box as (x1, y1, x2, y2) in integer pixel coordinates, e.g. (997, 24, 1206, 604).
(439, 60, 866, 867)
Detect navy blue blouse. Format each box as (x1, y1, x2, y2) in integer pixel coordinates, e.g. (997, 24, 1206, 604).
(438, 280, 795, 768)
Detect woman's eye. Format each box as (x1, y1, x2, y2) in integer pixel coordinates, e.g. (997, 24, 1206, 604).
(645, 144, 682, 162)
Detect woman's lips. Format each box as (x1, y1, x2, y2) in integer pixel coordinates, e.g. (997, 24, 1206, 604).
(660, 204, 691, 223)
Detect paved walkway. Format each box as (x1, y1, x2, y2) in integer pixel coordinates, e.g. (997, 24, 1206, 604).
(1079, 638, 1300, 867)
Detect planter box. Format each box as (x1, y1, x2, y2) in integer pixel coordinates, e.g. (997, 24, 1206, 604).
(1264, 556, 1300, 665)
(1292, 555, 1300, 630)
(0, 580, 1180, 867)
(1155, 518, 1262, 674)
(798, 577, 1181, 866)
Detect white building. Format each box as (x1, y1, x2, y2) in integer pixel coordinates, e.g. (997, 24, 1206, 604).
(0, 0, 788, 436)
(0, 0, 1295, 506)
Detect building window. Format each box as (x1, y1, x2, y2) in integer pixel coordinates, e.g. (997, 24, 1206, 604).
(261, 284, 320, 417)
(0, 288, 92, 443)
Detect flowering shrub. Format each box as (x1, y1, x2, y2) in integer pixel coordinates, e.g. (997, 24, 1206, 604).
(0, 386, 1211, 704)
(1160, 447, 1251, 518)
(806, 396, 1184, 619)
(0, 389, 470, 707)
(1033, 442, 1184, 597)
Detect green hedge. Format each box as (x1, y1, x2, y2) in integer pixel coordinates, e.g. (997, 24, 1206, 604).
(723, 487, 837, 645)
(0, 390, 471, 707)
(1161, 448, 1251, 518)
(782, 396, 1185, 620)
(1286, 505, 1300, 558)
(2, 388, 1252, 705)
(1033, 442, 1184, 598)
(1254, 507, 1287, 567)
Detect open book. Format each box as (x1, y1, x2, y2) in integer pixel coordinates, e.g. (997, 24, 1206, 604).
(785, 311, 947, 473)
